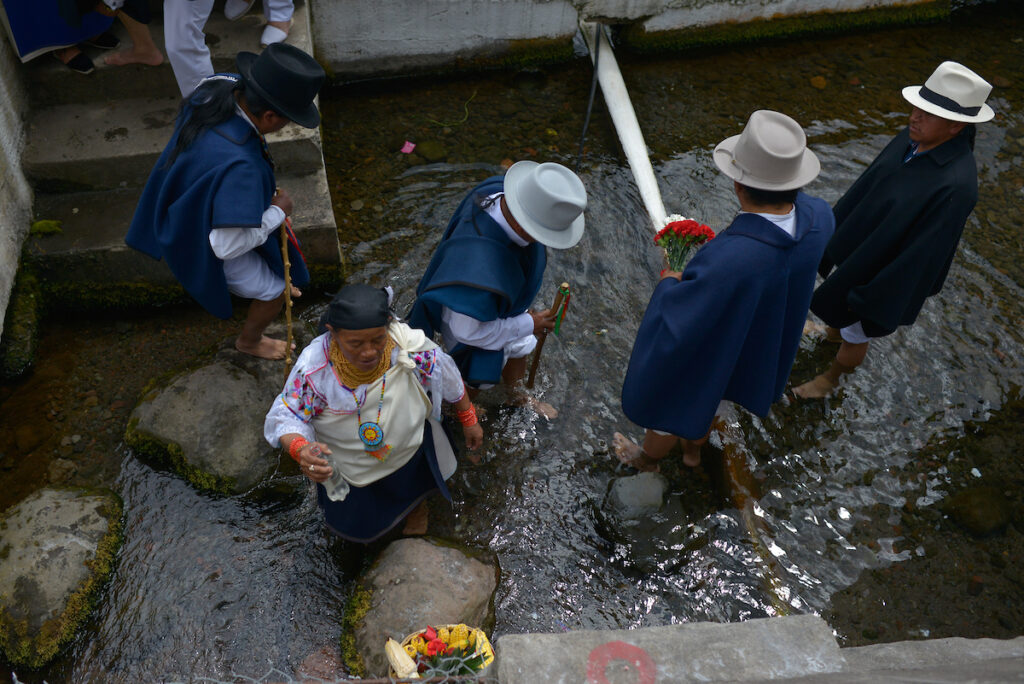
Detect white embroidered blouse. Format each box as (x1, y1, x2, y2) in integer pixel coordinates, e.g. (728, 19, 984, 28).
(263, 327, 466, 449)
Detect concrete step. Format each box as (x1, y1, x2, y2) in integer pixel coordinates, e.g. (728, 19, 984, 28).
(497, 615, 848, 682)
(21, 0, 313, 108)
(23, 95, 324, 192)
(26, 167, 340, 308)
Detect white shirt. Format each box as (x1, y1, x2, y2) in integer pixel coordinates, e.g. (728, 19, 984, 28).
(741, 206, 796, 237)
(440, 193, 534, 351)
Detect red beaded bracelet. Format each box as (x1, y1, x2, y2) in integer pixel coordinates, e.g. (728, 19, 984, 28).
(288, 437, 308, 462)
(456, 405, 478, 427)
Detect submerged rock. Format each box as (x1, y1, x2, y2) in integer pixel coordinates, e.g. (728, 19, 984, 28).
(349, 538, 497, 678)
(606, 471, 668, 518)
(942, 486, 1011, 537)
(0, 487, 122, 668)
(125, 326, 309, 495)
(416, 140, 447, 163)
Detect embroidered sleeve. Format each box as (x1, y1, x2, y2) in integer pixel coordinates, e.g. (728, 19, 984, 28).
(432, 348, 468, 403)
(263, 361, 325, 447)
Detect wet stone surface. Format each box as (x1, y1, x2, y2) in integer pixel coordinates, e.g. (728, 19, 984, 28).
(824, 397, 1024, 646)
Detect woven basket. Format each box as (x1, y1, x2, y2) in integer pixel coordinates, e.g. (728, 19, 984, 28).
(387, 624, 495, 678)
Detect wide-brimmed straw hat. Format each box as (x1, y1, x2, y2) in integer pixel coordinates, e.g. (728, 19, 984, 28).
(503, 161, 587, 249)
(236, 43, 325, 128)
(902, 61, 994, 124)
(713, 110, 819, 191)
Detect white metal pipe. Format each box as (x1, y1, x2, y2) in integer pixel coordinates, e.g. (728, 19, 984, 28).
(580, 21, 667, 232)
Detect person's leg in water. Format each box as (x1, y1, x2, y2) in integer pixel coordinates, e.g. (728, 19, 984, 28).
(502, 354, 558, 419)
(613, 425, 712, 470)
(793, 340, 869, 399)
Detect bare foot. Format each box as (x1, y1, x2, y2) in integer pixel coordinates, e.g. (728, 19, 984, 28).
(612, 432, 660, 473)
(104, 46, 164, 66)
(527, 397, 558, 420)
(235, 335, 292, 360)
(802, 320, 842, 343)
(681, 448, 701, 468)
(792, 373, 836, 399)
(402, 500, 428, 535)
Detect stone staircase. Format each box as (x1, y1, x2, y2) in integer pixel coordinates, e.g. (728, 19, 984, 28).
(21, 0, 340, 310)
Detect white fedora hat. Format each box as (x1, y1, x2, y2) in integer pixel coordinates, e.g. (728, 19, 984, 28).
(503, 161, 587, 249)
(902, 61, 994, 123)
(713, 110, 820, 191)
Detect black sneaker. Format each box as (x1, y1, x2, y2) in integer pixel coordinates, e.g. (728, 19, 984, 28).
(84, 32, 120, 50)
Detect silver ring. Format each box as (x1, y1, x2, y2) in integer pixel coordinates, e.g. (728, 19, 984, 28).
(309, 464, 315, 472)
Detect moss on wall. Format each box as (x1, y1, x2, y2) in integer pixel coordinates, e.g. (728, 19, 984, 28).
(0, 490, 123, 669)
(340, 584, 373, 677)
(621, 1, 950, 53)
(0, 264, 40, 381)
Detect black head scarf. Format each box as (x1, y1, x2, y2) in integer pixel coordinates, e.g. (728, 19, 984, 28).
(323, 284, 391, 331)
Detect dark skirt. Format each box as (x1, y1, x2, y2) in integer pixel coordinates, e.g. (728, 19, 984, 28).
(316, 423, 452, 543)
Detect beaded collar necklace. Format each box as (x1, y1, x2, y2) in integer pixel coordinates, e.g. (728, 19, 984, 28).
(329, 338, 394, 461)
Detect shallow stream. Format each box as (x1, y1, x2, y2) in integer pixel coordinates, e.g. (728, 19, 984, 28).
(2, 2, 1022, 681)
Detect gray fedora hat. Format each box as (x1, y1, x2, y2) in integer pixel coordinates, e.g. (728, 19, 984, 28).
(713, 110, 820, 191)
(902, 61, 994, 124)
(503, 161, 587, 249)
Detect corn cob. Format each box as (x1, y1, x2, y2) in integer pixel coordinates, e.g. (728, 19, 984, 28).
(450, 623, 470, 651)
(385, 638, 420, 679)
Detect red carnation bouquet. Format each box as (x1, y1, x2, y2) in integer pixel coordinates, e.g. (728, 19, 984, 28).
(654, 217, 715, 271)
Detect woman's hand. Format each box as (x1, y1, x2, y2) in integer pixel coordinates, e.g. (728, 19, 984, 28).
(660, 269, 682, 281)
(463, 423, 483, 453)
(297, 441, 333, 483)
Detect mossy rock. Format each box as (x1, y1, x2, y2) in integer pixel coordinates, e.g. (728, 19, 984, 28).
(340, 584, 373, 677)
(0, 487, 123, 669)
(124, 344, 289, 496)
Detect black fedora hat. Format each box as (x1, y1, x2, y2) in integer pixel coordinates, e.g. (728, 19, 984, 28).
(236, 43, 325, 128)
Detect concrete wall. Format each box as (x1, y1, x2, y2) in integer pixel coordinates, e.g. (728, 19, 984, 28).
(0, 28, 31, 339)
(310, 0, 943, 79)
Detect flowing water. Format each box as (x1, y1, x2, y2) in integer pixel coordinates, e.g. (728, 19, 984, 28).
(3, 2, 1023, 681)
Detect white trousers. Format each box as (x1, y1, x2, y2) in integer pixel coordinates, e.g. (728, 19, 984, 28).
(164, 0, 295, 96)
(223, 251, 285, 301)
(164, 0, 215, 96)
(840, 321, 873, 344)
(263, 0, 294, 23)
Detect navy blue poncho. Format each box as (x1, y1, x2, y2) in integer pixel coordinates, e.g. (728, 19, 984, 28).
(408, 176, 545, 385)
(126, 91, 309, 319)
(622, 193, 834, 438)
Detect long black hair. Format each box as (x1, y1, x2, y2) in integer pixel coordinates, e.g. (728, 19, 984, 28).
(164, 76, 275, 166)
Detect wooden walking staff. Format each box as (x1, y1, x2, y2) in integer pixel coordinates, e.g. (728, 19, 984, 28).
(526, 282, 571, 389)
(280, 216, 295, 382)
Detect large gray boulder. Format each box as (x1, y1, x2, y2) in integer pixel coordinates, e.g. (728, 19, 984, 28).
(0, 487, 123, 668)
(348, 538, 498, 678)
(125, 327, 308, 495)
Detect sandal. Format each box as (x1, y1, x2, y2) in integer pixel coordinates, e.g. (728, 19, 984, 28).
(53, 49, 95, 74)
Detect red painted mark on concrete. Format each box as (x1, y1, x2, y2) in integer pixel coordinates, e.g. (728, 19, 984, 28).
(586, 640, 657, 684)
